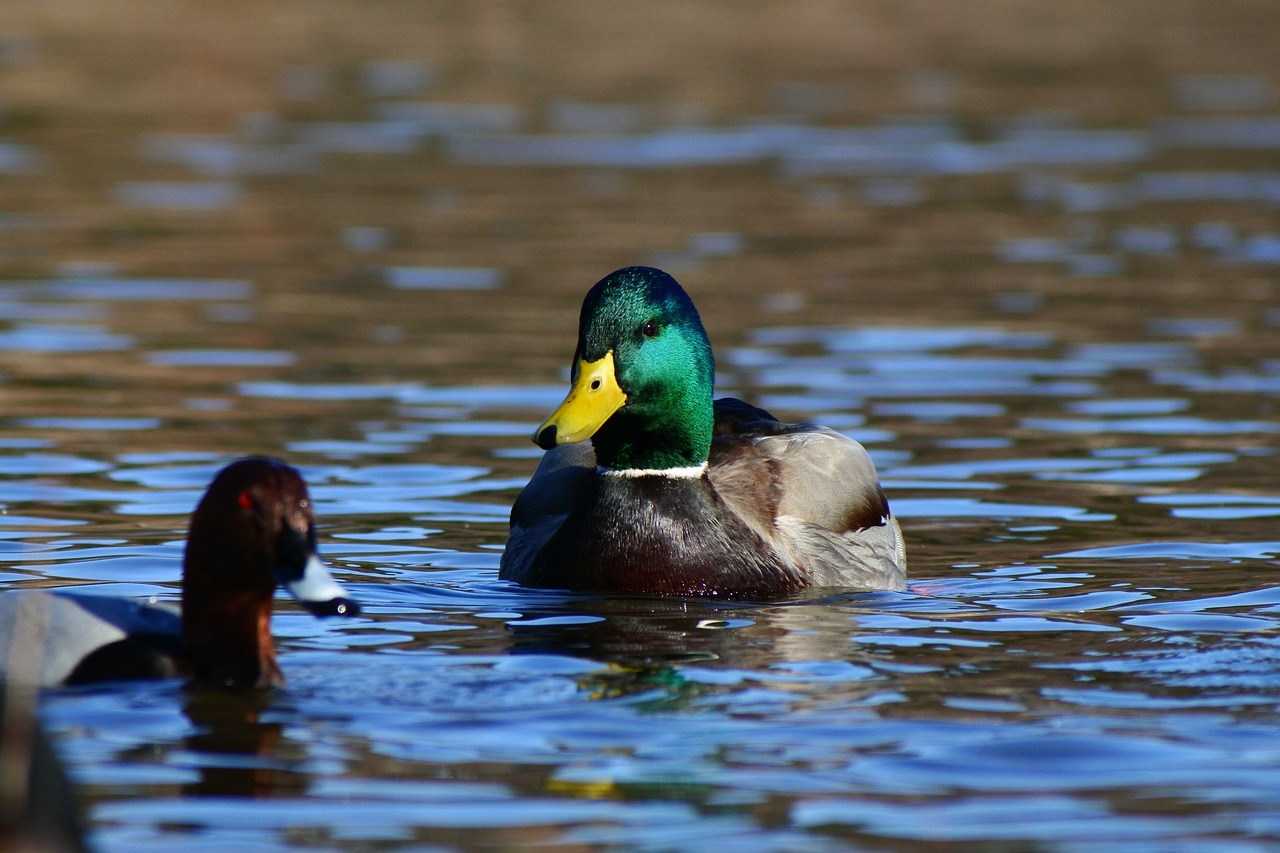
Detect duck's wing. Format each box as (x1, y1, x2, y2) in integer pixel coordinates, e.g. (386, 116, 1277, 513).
(708, 398, 907, 591)
(499, 441, 598, 582)
(0, 591, 182, 687)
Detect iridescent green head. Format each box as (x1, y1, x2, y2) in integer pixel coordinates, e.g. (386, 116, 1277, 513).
(534, 266, 715, 471)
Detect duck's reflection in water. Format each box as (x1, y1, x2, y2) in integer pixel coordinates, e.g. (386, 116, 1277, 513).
(504, 592, 901, 707)
(179, 688, 307, 799)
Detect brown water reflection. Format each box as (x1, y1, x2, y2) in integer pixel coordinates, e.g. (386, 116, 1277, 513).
(3, 2, 1280, 851)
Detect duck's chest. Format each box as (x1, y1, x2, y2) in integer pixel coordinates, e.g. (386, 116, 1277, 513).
(537, 474, 807, 598)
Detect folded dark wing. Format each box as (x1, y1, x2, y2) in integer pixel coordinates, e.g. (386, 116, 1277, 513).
(500, 441, 598, 582)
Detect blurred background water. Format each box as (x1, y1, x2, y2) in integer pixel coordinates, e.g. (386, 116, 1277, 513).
(1, 2, 1279, 850)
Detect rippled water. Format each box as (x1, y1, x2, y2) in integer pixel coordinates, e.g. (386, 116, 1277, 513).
(3, 4, 1280, 851)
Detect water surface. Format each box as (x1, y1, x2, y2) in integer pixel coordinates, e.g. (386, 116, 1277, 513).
(2, 4, 1279, 851)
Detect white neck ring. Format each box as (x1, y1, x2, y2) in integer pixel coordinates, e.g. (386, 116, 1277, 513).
(600, 462, 708, 479)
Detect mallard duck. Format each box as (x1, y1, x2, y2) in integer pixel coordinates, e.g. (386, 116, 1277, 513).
(500, 266, 906, 598)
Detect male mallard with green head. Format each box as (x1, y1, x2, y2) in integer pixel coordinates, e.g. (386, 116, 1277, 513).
(500, 266, 906, 599)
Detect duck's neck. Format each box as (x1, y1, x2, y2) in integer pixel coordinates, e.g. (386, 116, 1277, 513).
(182, 586, 283, 689)
(591, 384, 713, 472)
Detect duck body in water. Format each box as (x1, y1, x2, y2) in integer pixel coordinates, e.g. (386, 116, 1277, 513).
(500, 266, 906, 599)
(0, 457, 358, 688)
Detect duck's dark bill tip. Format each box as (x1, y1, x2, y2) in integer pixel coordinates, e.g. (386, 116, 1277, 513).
(534, 424, 557, 450)
(301, 597, 360, 617)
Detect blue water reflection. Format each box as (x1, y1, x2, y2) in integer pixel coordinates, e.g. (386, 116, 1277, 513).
(5, 12, 1280, 852)
(0, 324, 132, 351)
(2, 285, 1272, 851)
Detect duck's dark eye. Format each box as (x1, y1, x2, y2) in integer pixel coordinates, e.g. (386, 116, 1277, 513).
(641, 320, 658, 337)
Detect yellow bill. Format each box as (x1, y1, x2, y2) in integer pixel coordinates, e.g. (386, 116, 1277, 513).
(534, 351, 627, 448)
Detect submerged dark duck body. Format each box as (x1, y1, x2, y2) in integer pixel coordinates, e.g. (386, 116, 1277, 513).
(0, 457, 359, 688)
(500, 266, 906, 599)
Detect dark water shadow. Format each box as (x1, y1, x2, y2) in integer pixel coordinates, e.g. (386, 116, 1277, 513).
(178, 686, 308, 800)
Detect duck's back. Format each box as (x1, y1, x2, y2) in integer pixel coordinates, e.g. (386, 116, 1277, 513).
(708, 398, 907, 591)
(0, 590, 182, 686)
